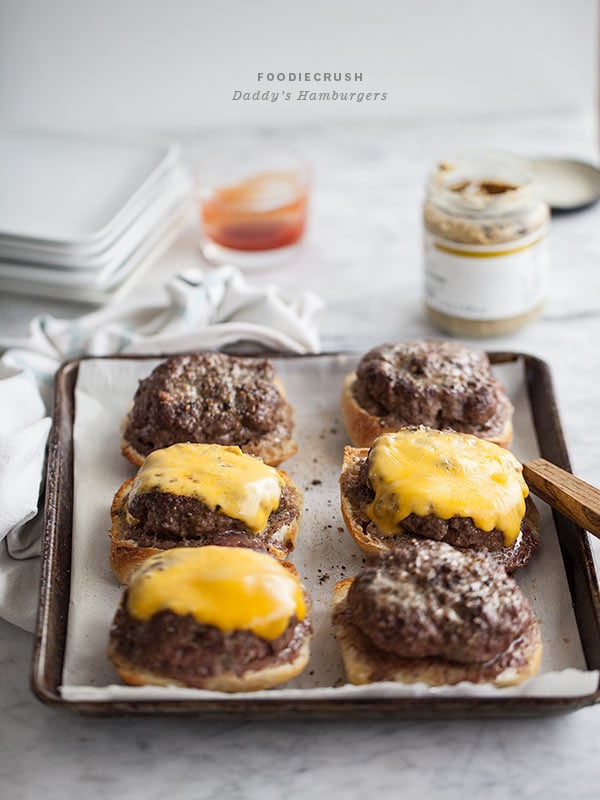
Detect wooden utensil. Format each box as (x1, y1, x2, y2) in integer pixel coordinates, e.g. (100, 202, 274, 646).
(523, 458, 600, 537)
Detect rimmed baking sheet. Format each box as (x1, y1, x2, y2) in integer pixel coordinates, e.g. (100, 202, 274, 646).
(32, 352, 600, 716)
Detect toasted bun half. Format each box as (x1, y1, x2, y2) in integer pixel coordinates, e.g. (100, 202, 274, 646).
(110, 465, 303, 584)
(332, 578, 543, 688)
(339, 446, 379, 556)
(107, 634, 311, 693)
(109, 478, 163, 584)
(341, 372, 513, 450)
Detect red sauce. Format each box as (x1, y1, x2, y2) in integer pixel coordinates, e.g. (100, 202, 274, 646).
(201, 171, 308, 251)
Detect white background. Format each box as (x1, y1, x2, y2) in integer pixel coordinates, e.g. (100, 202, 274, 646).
(0, 0, 597, 134)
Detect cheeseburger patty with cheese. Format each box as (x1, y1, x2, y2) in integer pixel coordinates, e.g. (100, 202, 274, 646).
(108, 546, 312, 692)
(339, 427, 539, 572)
(110, 442, 303, 583)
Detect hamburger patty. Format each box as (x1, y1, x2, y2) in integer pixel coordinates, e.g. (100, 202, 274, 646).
(122, 483, 300, 551)
(110, 606, 311, 683)
(352, 340, 511, 436)
(123, 352, 294, 457)
(346, 538, 535, 663)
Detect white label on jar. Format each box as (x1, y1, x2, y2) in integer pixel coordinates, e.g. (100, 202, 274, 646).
(424, 226, 548, 321)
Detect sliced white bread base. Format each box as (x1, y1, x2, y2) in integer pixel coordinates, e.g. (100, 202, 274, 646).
(339, 446, 384, 557)
(121, 377, 298, 468)
(340, 372, 514, 450)
(332, 578, 543, 688)
(107, 634, 311, 693)
(109, 469, 303, 584)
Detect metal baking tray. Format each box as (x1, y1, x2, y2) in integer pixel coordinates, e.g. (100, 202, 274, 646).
(31, 351, 600, 717)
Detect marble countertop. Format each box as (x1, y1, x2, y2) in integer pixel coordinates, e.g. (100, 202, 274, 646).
(2, 113, 600, 798)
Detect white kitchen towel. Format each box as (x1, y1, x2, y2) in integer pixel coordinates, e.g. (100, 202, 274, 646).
(0, 265, 324, 631)
(0, 365, 52, 631)
(1, 265, 324, 408)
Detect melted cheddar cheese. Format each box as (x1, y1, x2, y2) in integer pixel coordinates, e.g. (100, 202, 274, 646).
(126, 546, 306, 639)
(128, 443, 284, 533)
(366, 428, 528, 546)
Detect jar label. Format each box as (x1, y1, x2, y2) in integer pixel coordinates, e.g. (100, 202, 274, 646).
(424, 226, 548, 321)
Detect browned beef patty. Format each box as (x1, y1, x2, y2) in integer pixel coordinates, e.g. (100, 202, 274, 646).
(346, 538, 535, 663)
(109, 605, 311, 684)
(340, 456, 539, 572)
(123, 352, 294, 457)
(123, 483, 300, 552)
(352, 340, 511, 436)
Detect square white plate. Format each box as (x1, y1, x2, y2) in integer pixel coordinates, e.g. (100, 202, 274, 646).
(0, 165, 192, 271)
(0, 194, 191, 304)
(0, 130, 180, 246)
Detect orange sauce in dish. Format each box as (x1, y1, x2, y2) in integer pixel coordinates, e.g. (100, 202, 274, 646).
(200, 170, 308, 251)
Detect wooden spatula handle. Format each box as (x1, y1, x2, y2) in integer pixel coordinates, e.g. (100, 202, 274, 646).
(522, 458, 600, 537)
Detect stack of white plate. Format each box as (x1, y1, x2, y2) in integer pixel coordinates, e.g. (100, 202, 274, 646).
(0, 130, 193, 304)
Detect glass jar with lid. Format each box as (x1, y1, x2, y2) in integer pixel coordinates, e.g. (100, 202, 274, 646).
(423, 151, 550, 336)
